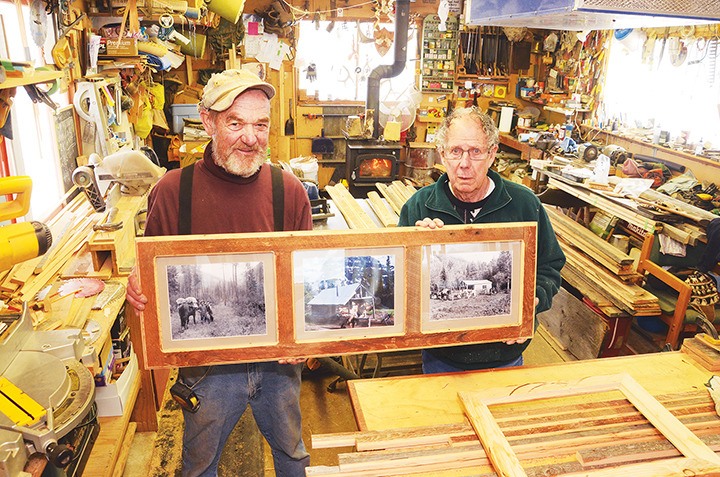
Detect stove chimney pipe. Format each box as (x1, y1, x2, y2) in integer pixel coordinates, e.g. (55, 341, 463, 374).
(366, 0, 410, 140)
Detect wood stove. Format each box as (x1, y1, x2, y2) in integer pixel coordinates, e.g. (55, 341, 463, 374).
(346, 140, 401, 198)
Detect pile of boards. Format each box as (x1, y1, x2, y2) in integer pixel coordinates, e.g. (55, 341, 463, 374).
(545, 205, 660, 317)
(681, 334, 720, 371)
(324, 181, 415, 229)
(0, 188, 140, 330)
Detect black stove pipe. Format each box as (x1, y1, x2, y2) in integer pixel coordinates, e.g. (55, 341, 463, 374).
(366, 0, 410, 139)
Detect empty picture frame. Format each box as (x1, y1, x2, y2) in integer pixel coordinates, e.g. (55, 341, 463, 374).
(135, 223, 536, 368)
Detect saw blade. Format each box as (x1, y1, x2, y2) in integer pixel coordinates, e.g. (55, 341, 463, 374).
(58, 278, 105, 298)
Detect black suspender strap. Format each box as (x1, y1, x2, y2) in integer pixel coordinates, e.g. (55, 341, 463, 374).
(270, 165, 284, 232)
(178, 163, 284, 234)
(178, 164, 195, 235)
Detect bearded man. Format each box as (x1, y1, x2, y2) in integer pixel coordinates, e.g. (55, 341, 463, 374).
(126, 69, 312, 476)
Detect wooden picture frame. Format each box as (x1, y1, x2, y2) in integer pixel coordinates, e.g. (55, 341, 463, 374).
(136, 223, 536, 368)
(459, 373, 720, 477)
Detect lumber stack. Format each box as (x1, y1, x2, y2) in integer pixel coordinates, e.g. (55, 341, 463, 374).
(681, 334, 720, 371)
(546, 205, 640, 282)
(365, 191, 398, 228)
(543, 205, 659, 316)
(307, 389, 720, 476)
(325, 183, 379, 229)
(562, 244, 660, 316)
(375, 181, 415, 216)
(0, 191, 95, 302)
(547, 176, 660, 235)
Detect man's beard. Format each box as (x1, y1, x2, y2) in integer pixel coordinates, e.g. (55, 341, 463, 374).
(212, 144, 266, 177)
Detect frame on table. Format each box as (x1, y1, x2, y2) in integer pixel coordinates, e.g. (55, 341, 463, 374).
(459, 373, 720, 477)
(136, 223, 537, 368)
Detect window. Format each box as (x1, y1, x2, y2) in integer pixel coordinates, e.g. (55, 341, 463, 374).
(1, 1, 67, 221)
(295, 19, 418, 103)
(602, 32, 720, 150)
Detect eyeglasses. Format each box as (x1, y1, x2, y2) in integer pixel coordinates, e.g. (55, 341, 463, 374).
(443, 146, 491, 162)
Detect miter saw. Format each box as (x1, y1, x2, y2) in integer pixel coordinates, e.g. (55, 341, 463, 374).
(0, 303, 97, 477)
(0, 178, 96, 476)
(72, 149, 165, 230)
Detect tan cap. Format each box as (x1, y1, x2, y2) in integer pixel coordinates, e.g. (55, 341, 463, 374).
(199, 69, 276, 112)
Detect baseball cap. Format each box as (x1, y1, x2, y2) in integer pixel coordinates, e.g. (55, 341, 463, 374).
(199, 69, 276, 112)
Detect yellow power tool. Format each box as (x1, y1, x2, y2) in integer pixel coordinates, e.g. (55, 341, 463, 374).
(0, 176, 52, 272)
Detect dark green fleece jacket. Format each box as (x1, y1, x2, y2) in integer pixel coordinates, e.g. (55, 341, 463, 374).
(398, 170, 565, 369)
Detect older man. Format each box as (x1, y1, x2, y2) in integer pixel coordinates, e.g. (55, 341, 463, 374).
(126, 69, 312, 476)
(398, 106, 565, 373)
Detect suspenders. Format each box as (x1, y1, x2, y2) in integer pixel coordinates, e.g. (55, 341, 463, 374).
(177, 163, 285, 235)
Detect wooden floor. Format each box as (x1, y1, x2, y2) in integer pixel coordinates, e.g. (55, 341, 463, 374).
(122, 325, 575, 476)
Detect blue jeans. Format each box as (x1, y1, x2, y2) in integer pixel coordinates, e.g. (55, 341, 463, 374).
(421, 350, 524, 374)
(179, 362, 309, 477)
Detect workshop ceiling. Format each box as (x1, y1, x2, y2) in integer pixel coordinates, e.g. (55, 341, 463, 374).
(464, 0, 720, 30)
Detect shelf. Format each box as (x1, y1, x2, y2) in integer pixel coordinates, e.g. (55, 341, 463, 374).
(0, 70, 63, 90)
(544, 105, 590, 116)
(421, 13, 458, 94)
(416, 116, 444, 123)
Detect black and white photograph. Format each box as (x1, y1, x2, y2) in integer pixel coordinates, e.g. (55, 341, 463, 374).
(155, 253, 278, 351)
(422, 241, 524, 332)
(293, 247, 405, 341)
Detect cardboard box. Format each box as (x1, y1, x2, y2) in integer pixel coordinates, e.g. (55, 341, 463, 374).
(95, 348, 138, 417)
(99, 38, 139, 57)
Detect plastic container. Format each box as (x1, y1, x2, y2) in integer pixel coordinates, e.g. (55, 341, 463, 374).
(171, 104, 201, 134)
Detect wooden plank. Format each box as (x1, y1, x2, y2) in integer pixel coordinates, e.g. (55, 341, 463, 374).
(546, 205, 635, 267)
(325, 184, 378, 229)
(561, 457, 720, 477)
(311, 423, 469, 449)
(459, 391, 528, 477)
(375, 182, 404, 215)
(536, 287, 609, 360)
(365, 191, 398, 228)
(577, 433, 720, 467)
(111, 421, 137, 477)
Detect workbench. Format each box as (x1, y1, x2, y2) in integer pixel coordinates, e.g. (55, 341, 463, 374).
(336, 351, 720, 476)
(349, 351, 711, 430)
(498, 133, 543, 161)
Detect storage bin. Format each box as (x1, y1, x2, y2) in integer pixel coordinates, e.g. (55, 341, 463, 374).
(171, 103, 201, 134)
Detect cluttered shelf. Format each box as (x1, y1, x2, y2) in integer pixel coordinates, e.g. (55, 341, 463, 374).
(581, 126, 720, 170)
(0, 69, 63, 90)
